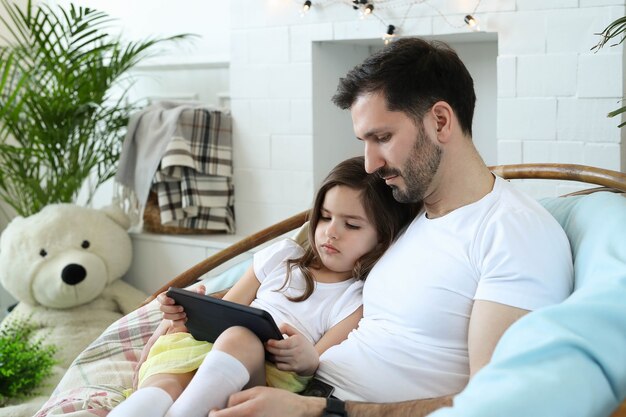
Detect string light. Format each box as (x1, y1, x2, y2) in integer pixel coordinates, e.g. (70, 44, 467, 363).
(383, 24, 396, 45)
(300, 0, 312, 17)
(293, 0, 482, 43)
(359, 2, 374, 19)
(464, 14, 480, 31)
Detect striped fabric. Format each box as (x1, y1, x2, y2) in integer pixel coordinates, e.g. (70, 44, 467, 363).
(152, 107, 235, 233)
(34, 302, 163, 416)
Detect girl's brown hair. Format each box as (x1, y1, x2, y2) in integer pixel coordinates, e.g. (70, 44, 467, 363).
(280, 156, 419, 301)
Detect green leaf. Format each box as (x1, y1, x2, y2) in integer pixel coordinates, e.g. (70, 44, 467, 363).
(0, 315, 58, 405)
(593, 15, 626, 129)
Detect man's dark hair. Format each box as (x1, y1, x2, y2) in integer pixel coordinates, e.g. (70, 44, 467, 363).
(332, 37, 476, 137)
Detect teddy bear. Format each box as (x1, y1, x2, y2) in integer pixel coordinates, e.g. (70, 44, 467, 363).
(0, 204, 148, 417)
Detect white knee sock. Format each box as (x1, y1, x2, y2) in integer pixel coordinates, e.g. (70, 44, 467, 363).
(109, 386, 173, 417)
(165, 350, 250, 417)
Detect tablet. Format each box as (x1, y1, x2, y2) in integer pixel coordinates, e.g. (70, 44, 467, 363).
(166, 287, 283, 343)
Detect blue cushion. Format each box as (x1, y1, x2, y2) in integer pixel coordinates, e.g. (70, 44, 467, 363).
(198, 257, 253, 294)
(430, 192, 626, 417)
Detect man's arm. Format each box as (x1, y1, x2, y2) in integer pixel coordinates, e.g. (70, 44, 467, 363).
(467, 299, 528, 377)
(209, 386, 452, 417)
(345, 395, 453, 417)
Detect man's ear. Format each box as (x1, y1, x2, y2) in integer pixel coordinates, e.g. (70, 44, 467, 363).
(430, 101, 454, 143)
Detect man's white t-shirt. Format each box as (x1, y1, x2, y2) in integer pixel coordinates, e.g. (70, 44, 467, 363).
(251, 239, 363, 344)
(317, 176, 574, 402)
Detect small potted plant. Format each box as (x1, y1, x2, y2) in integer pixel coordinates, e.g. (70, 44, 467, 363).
(0, 316, 57, 405)
(0, 0, 190, 217)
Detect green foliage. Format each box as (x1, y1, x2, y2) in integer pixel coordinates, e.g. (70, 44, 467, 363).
(0, 316, 57, 405)
(592, 15, 626, 128)
(0, 0, 192, 216)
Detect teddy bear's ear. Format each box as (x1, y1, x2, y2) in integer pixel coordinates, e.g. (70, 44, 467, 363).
(0, 216, 25, 247)
(100, 205, 131, 230)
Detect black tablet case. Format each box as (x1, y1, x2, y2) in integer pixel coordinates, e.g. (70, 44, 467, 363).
(166, 287, 283, 343)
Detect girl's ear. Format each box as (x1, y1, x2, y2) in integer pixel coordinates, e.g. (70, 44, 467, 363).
(430, 101, 454, 143)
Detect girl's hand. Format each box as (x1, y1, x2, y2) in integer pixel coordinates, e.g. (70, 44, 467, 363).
(265, 323, 319, 376)
(157, 290, 186, 325)
(136, 285, 207, 388)
(157, 284, 206, 326)
(133, 319, 171, 389)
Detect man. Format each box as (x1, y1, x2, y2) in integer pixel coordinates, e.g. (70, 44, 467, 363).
(207, 37, 573, 416)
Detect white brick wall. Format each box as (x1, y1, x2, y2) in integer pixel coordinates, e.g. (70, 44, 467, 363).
(578, 53, 623, 98)
(271, 135, 313, 171)
(517, 0, 578, 10)
(516, 54, 578, 97)
(490, 12, 547, 55)
(557, 98, 622, 142)
(497, 56, 516, 97)
(497, 140, 522, 165)
(584, 143, 622, 170)
(230, 1, 626, 234)
(498, 98, 557, 141)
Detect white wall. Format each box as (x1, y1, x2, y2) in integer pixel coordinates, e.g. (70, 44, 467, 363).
(56, 0, 230, 62)
(231, 0, 626, 234)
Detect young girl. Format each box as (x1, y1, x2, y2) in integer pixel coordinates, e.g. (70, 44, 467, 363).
(110, 156, 417, 417)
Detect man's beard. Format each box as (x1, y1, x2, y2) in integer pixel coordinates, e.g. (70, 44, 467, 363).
(377, 126, 442, 203)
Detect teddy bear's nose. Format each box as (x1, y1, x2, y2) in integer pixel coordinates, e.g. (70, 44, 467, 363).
(61, 264, 87, 285)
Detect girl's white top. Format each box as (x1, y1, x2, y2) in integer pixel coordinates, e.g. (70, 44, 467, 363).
(251, 239, 364, 344)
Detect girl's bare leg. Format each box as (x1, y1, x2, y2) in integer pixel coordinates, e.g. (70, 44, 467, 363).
(213, 325, 267, 387)
(165, 326, 265, 417)
(140, 371, 195, 402)
(108, 372, 193, 417)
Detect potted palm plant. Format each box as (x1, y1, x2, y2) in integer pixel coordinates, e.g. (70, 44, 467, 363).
(0, 0, 190, 217)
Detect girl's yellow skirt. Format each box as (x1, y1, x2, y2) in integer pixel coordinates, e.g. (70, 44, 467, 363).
(138, 332, 310, 392)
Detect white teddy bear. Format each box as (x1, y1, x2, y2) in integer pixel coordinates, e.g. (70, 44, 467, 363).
(0, 204, 148, 417)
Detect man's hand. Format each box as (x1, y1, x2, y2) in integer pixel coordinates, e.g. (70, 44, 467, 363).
(266, 323, 319, 375)
(208, 386, 325, 417)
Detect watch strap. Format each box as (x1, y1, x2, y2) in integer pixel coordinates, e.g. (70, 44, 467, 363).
(323, 397, 347, 417)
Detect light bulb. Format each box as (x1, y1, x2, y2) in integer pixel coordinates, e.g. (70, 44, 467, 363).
(364, 4, 374, 14)
(300, 0, 312, 17)
(464, 14, 480, 31)
(382, 24, 396, 45)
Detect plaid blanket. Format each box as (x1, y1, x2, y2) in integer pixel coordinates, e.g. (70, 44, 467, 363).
(152, 108, 235, 233)
(33, 301, 162, 416)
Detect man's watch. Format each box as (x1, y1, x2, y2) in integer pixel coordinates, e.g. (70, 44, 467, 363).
(322, 397, 347, 417)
